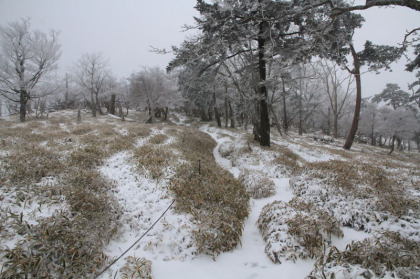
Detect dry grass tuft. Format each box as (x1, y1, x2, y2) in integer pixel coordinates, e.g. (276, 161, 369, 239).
(119, 256, 153, 279)
(133, 144, 173, 179)
(148, 133, 168, 145)
(170, 162, 249, 258)
(3, 145, 64, 184)
(69, 145, 107, 168)
(126, 124, 151, 138)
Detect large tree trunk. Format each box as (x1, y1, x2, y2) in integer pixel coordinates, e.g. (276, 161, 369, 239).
(333, 113, 338, 138)
(19, 90, 28, 122)
(343, 44, 361, 150)
(257, 21, 270, 147)
(95, 93, 103, 115)
(213, 91, 221, 127)
(91, 91, 96, 117)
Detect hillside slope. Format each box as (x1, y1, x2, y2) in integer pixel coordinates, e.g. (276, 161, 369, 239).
(0, 110, 419, 278)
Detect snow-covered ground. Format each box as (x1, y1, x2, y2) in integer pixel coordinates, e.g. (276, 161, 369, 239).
(1, 111, 418, 278)
(95, 122, 379, 279)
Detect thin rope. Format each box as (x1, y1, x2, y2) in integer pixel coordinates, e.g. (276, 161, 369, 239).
(93, 200, 175, 279)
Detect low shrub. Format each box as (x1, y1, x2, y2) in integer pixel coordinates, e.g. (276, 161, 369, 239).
(1, 170, 121, 278)
(310, 232, 420, 279)
(257, 198, 343, 263)
(238, 169, 276, 198)
(218, 141, 235, 158)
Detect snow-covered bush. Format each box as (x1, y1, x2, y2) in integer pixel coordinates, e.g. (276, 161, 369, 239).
(310, 232, 420, 279)
(1, 170, 121, 278)
(289, 157, 420, 242)
(120, 256, 153, 279)
(238, 169, 276, 198)
(218, 141, 235, 158)
(257, 198, 343, 263)
(269, 145, 302, 175)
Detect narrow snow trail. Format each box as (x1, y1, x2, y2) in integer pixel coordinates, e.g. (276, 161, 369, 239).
(192, 125, 316, 279)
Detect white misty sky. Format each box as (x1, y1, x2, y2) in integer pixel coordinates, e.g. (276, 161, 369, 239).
(0, 0, 419, 97)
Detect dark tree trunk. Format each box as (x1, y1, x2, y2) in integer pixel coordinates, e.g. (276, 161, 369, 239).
(228, 101, 235, 128)
(109, 94, 116, 115)
(213, 91, 221, 127)
(164, 107, 168, 120)
(225, 96, 228, 128)
(343, 44, 361, 150)
(19, 90, 28, 122)
(282, 91, 288, 132)
(298, 106, 303, 136)
(208, 107, 213, 121)
(200, 108, 208, 121)
(95, 93, 103, 115)
(214, 106, 221, 127)
(244, 113, 249, 130)
(257, 21, 270, 146)
(333, 113, 338, 138)
(326, 107, 331, 135)
(91, 91, 96, 117)
(388, 135, 397, 155)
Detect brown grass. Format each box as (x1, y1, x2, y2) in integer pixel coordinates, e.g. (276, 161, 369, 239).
(167, 126, 250, 257)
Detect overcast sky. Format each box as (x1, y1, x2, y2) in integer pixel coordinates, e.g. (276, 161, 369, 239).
(0, 0, 419, 97)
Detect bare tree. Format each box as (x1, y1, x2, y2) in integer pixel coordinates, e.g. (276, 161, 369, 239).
(0, 18, 61, 122)
(72, 52, 111, 117)
(129, 67, 174, 123)
(318, 59, 355, 138)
